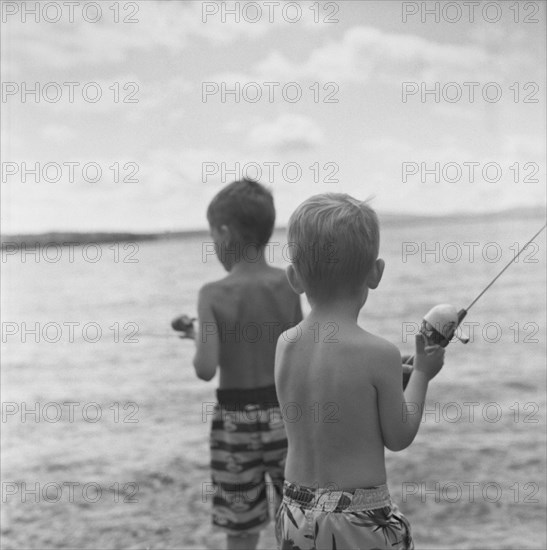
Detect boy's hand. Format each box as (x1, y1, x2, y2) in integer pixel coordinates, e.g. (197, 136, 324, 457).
(171, 315, 196, 340)
(413, 333, 444, 381)
(180, 326, 196, 340)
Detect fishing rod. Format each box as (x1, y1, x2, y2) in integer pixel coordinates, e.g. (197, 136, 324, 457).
(406, 223, 546, 362)
(169, 223, 546, 388)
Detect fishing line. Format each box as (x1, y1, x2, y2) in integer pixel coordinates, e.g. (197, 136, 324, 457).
(404, 223, 546, 369)
(464, 223, 546, 313)
(154, 225, 547, 343)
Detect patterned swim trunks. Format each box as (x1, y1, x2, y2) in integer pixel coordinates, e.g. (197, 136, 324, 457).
(276, 481, 414, 550)
(209, 385, 288, 535)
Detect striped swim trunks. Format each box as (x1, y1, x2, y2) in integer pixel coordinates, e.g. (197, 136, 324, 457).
(276, 481, 414, 550)
(210, 385, 288, 535)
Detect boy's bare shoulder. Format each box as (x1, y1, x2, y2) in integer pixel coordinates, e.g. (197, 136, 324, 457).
(198, 267, 293, 306)
(197, 279, 226, 304)
(353, 331, 401, 378)
(201, 267, 287, 288)
(198, 279, 220, 295)
(275, 323, 302, 379)
(268, 266, 294, 289)
(321, 329, 399, 375)
(356, 330, 400, 360)
(359, 331, 399, 354)
(277, 322, 301, 348)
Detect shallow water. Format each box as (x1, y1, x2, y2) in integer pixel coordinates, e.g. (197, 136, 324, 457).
(2, 213, 546, 549)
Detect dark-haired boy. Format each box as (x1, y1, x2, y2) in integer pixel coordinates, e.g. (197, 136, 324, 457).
(193, 179, 302, 550)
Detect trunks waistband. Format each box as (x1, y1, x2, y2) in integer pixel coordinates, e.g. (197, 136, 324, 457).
(283, 481, 391, 512)
(216, 384, 279, 410)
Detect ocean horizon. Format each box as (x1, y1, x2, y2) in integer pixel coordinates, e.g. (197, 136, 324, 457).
(2, 205, 545, 245)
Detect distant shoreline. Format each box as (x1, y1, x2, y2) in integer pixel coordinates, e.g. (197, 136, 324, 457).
(2, 206, 544, 246)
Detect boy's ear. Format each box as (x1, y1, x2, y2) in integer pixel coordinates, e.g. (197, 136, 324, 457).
(286, 265, 305, 295)
(219, 224, 231, 242)
(366, 258, 385, 290)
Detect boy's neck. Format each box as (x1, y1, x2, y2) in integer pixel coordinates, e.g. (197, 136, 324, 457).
(229, 250, 269, 275)
(308, 294, 366, 323)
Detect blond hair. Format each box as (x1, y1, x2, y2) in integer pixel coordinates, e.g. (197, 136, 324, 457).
(287, 193, 379, 298)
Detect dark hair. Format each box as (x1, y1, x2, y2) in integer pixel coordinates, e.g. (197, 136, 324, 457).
(207, 179, 275, 248)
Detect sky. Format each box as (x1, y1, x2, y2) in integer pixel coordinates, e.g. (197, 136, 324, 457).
(1, 0, 546, 233)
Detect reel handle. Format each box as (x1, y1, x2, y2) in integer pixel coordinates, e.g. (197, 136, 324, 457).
(421, 308, 468, 347)
(171, 315, 196, 339)
(402, 308, 467, 389)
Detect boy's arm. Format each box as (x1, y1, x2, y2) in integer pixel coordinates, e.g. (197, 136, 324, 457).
(274, 328, 294, 396)
(274, 336, 285, 391)
(374, 335, 444, 451)
(192, 285, 219, 382)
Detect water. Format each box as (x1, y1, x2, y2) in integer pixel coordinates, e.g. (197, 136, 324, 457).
(1, 213, 546, 549)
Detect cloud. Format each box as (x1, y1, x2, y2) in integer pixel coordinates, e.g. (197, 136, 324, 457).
(3, 5, 543, 232)
(0, 146, 221, 233)
(358, 134, 546, 215)
(247, 114, 325, 153)
(141, 147, 216, 192)
(251, 26, 492, 85)
(1, 2, 273, 71)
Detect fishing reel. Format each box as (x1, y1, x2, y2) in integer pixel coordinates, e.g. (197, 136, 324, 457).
(421, 304, 469, 347)
(402, 304, 469, 389)
(402, 223, 546, 381)
(171, 315, 196, 339)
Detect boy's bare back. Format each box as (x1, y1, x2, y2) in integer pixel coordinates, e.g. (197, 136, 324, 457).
(276, 315, 402, 490)
(200, 264, 301, 389)
(275, 193, 444, 550)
